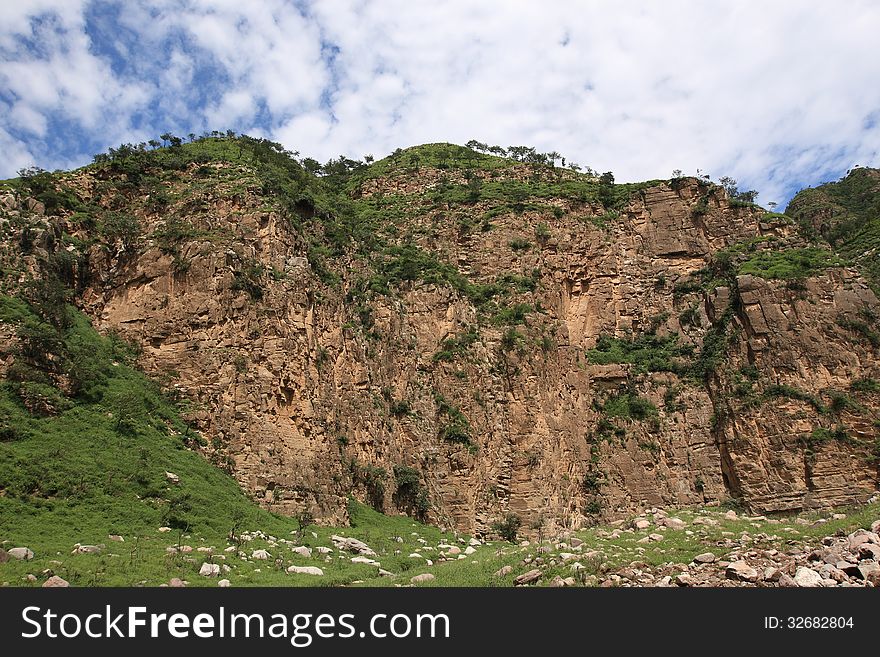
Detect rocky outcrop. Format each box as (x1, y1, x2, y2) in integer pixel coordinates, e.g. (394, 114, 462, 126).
(1, 153, 877, 536)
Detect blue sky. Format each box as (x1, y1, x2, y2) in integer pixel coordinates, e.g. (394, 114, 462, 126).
(2, 1, 879, 208)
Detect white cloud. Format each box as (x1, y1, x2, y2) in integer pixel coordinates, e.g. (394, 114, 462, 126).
(0, 0, 878, 206)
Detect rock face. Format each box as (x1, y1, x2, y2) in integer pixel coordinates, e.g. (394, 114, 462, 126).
(2, 148, 878, 535)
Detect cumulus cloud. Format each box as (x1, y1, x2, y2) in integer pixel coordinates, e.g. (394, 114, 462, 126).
(0, 0, 878, 206)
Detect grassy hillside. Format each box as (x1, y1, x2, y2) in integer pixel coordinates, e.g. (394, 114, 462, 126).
(786, 167, 880, 292)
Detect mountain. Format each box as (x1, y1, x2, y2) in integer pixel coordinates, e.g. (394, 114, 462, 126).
(1, 136, 878, 542)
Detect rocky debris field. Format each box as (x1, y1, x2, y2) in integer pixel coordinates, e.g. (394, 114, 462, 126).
(3, 498, 878, 588)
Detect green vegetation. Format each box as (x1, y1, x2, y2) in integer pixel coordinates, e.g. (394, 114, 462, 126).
(738, 247, 840, 280)
(786, 167, 880, 292)
(491, 513, 522, 543)
(586, 333, 693, 374)
(600, 391, 658, 421)
(434, 394, 474, 449)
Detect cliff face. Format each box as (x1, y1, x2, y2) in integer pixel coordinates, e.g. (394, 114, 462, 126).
(1, 142, 878, 535)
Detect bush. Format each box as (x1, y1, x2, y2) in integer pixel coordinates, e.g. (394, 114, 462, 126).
(392, 465, 429, 520)
(492, 513, 522, 543)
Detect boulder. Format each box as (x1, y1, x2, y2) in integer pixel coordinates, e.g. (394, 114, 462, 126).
(661, 517, 686, 530)
(199, 563, 221, 577)
(410, 573, 435, 584)
(218, 579, 231, 587)
(693, 552, 716, 564)
(793, 567, 823, 587)
(726, 561, 758, 583)
(251, 549, 270, 560)
(330, 535, 377, 556)
(287, 566, 324, 576)
(633, 519, 651, 530)
(514, 569, 542, 586)
(42, 576, 69, 588)
(8, 547, 34, 561)
(292, 546, 312, 558)
(494, 565, 513, 577)
(165, 471, 180, 485)
(169, 578, 186, 587)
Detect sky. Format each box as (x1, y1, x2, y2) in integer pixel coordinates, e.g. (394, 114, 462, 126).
(1, 1, 879, 208)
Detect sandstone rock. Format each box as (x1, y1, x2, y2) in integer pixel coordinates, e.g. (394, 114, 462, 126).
(109, 535, 124, 542)
(218, 579, 231, 587)
(674, 574, 692, 586)
(287, 566, 324, 576)
(158, 527, 171, 533)
(871, 520, 880, 534)
(464, 546, 476, 555)
(42, 576, 69, 588)
(693, 552, 716, 564)
(251, 549, 270, 560)
(857, 562, 879, 580)
(648, 533, 664, 542)
(726, 561, 758, 582)
(292, 546, 312, 558)
(794, 567, 823, 587)
(165, 471, 180, 485)
(169, 578, 186, 587)
(8, 547, 33, 560)
(723, 510, 738, 521)
(633, 519, 651, 530)
(199, 563, 220, 577)
(74, 544, 102, 554)
(515, 569, 542, 586)
(494, 565, 513, 577)
(866, 570, 880, 587)
(315, 546, 333, 554)
(410, 573, 435, 584)
(548, 576, 566, 587)
(445, 546, 461, 556)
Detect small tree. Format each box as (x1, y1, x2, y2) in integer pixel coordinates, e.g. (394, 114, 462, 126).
(492, 513, 522, 543)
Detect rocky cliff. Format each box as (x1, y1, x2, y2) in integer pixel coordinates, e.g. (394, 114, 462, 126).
(1, 138, 877, 535)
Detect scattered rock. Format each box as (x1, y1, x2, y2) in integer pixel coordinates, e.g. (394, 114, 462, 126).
(777, 573, 798, 587)
(410, 573, 435, 584)
(445, 546, 461, 556)
(158, 527, 171, 533)
(494, 565, 513, 577)
(674, 574, 692, 586)
(548, 575, 566, 587)
(26, 574, 38, 583)
(42, 576, 69, 588)
(661, 518, 686, 530)
(75, 544, 102, 555)
(218, 579, 231, 587)
(723, 510, 738, 521)
(199, 563, 220, 577)
(858, 543, 880, 561)
(570, 537, 584, 548)
(515, 569, 542, 586)
(109, 535, 124, 542)
(165, 471, 180, 485)
(292, 546, 312, 558)
(251, 549, 270, 560)
(464, 546, 476, 555)
(794, 567, 823, 587)
(8, 547, 34, 561)
(287, 566, 324, 576)
(648, 533, 664, 542)
(169, 578, 186, 587)
(693, 552, 716, 564)
(315, 546, 333, 554)
(763, 567, 782, 582)
(633, 519, 651, 530)
(726, 561, 758, 583)
(351, 556, 379, 566)
(331, 535, 377, 556)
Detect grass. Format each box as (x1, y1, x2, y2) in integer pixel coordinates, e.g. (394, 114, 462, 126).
(586, 333, 694, 374)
